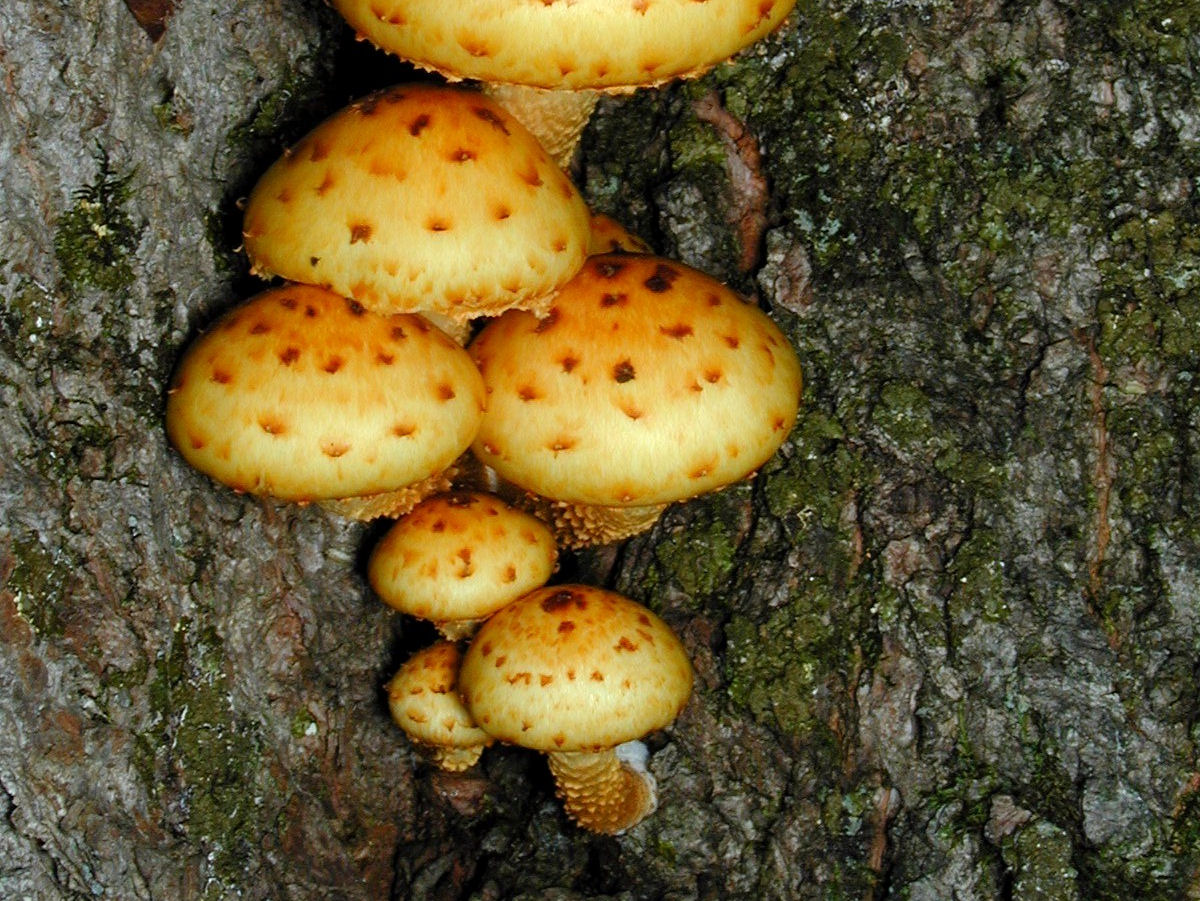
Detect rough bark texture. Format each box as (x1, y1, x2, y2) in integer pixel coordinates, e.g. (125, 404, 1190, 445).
(2, 0, 1199, 898)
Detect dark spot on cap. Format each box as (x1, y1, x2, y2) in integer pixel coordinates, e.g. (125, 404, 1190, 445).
(472, 106, 510, 134)
(534, 308, 560, 333)
(409, 113, 431, 136)
(450, 148, 476, 162)
(322, 441, 350, 458)
(322, 356, 344, 374)
(437, 383, 456, 400)
(279, 347, 301, 365)
(249, 321, 271, 335)
(558, 620, 576, 633)
(644, 263, 679, 292)
(541, 589, 586, 613)
(391, 325, 407, 341)
(349, 222, 373, 243)
(660, 323, 694, 339)
(614, 636, 638, 652)
(594, 259, 626, 279)
(600, 292, 627, 307)
(612, 359, 636, 383)
(210, 369, 232, 384)
(558, 353, 580, 373)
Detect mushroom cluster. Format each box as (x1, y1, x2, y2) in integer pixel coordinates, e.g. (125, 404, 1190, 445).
(167, 0, 800, 836)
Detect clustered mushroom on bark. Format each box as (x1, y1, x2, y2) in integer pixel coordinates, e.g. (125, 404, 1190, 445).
(166, 1, 799, 835)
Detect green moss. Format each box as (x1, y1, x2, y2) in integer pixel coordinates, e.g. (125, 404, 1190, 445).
(53, 147, 143, 295)
(723, 584, 855, 748)
(649, 507, 742, 607)
(5, 535, 72, 639)
(136, 619, 264, 899)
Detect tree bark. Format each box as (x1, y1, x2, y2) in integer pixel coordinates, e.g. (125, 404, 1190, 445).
(2, 0, 1198, 898)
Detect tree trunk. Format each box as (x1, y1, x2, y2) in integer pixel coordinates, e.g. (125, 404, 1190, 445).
(2, 0, 1198, 898)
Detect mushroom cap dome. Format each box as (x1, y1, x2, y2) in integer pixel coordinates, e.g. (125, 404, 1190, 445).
(242, 84, 591, 321)
(331, 0, 797, 91)
(460, 584, 693, 752)
(166, 284, 484, 502)
(368, 491, 557, 624)
(469, 254, 803, 507)
(387, 641, 493, 750)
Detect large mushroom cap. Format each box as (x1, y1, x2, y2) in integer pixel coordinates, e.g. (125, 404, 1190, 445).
(460, 584, 693, 752)
(469, 253, 803, 509)
(242, 84, 592, 321)
(166, 283, 484, 506)
(368, 491, 558, 633)
(332, 0, 798, 91)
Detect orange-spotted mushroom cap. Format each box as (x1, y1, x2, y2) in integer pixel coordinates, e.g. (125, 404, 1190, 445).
(460, 583, 692, 832)
(588, 213, 652, 255)
(468, 253, 803, 544)
(387, 641, 494, 771)
(165, 283, 485, 519)
(368, 491, 558, 639)
(331, 0, 798, 92)
(460, 584, 693, 752)
(242, 84, 592, 322)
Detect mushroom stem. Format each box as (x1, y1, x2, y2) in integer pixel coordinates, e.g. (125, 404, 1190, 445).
(419, 741, 487, 773)
(481, 84, 599, 169)
(545, 746, 658, 834)
(316, 468, 456, 521)
(537, 498, 668, 549)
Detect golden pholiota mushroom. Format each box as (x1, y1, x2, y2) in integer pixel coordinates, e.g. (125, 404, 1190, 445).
(468, 253, 803, 547)
(242, 84, 592, 325)
(368, 491, 558, 640)
(459, 585, 693, 834)
(587, 213, 652, 256)
(165, 283, 484, 520)
(329, 0, 798, 165)
(387, 641, 493, 772)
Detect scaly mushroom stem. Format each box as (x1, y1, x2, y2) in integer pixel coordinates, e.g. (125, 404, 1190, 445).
(419, 741, 486, 773)
(317, 468, 456, 521)
(546, 746, 657, 834)
(535, 498, 668, 550)
(482, 84, 599, 169)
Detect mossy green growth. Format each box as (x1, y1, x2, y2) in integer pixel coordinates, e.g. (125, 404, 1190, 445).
(53, 148, 143, 295)
(6, 534, 71, 639)
(723, 582, 861, 752)
(136, 618, 264, 899)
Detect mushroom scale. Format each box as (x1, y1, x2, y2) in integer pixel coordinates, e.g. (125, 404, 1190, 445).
(468, 253, 803, 516)
(368, 490, 558, 639)
(165, 283, 484, 517)
(242, 84, 592, 322)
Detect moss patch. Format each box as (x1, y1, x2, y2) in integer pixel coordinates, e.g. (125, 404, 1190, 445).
(135, 618, 264, 899)
(53, 148, 143, 296)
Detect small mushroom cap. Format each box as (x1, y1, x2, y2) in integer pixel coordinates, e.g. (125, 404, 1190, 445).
(460, 584, 693, 752)
(332, 0, 797, 91)
(242, 84, 591, 321)
(387, 641, 493, 751)
(166, 284, 484, 502)
(468, 254, 803, 507)
(368, 491, 558, 624)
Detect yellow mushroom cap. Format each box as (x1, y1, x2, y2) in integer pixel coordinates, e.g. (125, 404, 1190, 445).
(468, 254, 803, 508)
(165, 284, 484, 503)
(331, 0, 798, 91)
(387, 641, 493, 760)
(460, 584, 693, 752)
(368, 491, 558, 625)
(242, 84, 592, 321)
